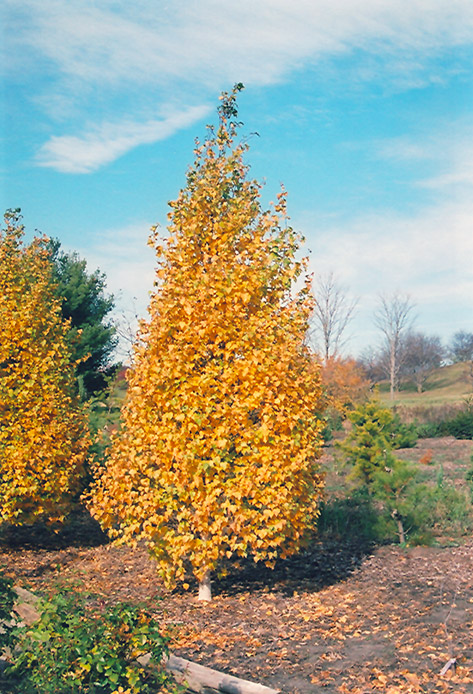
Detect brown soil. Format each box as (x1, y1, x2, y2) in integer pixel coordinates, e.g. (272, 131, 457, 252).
(1, 438, 473, 694)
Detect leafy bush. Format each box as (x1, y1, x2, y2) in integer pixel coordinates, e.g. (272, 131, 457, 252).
(317, 487, 380, 544)
(442, 409, 473, 439)
(0, 572, 18, 653)
(2, 591, 178, 694)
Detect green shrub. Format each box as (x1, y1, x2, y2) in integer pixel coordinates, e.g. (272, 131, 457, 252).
(390, 413, 418, 449)
(416, 405, 473, 440)
(430, 482, 472, 534)
(0, 572, 18, 653)
(317, 487, 380, 544)
(336, 401, 471, 545)
(2, 591, 178, 694)
(337, 400, 417, 486)
(416, 421, 443, 438)
(443, 409, 473, 439)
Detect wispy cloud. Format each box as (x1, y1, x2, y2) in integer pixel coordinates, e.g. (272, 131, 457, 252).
(375, 137, 433, 162)
(306, 193, 473, 313)
(419, 139, 473, 189)
(305, 193, 473, 352)
(7, 0, 473, 88)
(4, 0, 473, 171)
(35, 106, 210, 173)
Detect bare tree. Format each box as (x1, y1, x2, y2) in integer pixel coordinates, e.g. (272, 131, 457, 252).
(374, 293, 415, 399)
(113, 298, 141, 362)
(402, 332, 444, 393)
(450, 331, 473, 363)
(450, 330, 473, 383)
(312, 272, 357, 362)
(359, 348, 387, 385)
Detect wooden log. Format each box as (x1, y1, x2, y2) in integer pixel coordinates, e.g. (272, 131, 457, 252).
(139, 653, 281, 694)
(14, 587, 281, 694)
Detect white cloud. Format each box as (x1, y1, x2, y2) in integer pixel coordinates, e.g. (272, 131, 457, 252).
(35, 105, 210, 173)
(4, 0, 473, 171)
(7, 0, 473, 84)
(420, 154, 473, 189)
(305, 193, 473, 352)
(77, 221, 155, 305)
(7, 0, 473, 89)
(300, 124, 473, 353)
(375, 137, 434, 162)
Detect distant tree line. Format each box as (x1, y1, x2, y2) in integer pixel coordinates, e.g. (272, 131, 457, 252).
(311, 277, 472, 397)
(361, 302, 472, 396)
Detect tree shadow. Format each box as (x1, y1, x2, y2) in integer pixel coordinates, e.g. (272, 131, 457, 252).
(0, 507, 108, 550)
(211, 538, 375, 597)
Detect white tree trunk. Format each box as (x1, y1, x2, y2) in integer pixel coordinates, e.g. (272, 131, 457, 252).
(198, 569, 212, 601)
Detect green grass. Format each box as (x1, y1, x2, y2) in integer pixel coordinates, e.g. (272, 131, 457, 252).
(377, 362, 473, 408)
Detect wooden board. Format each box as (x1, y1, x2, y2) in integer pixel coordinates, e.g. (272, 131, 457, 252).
(13, 587, 281, 694)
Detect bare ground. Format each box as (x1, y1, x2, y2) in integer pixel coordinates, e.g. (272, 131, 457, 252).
(1, 437, 473, 694)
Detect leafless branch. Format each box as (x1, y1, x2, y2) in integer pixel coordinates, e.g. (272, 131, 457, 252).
(311, 271, 357, 361)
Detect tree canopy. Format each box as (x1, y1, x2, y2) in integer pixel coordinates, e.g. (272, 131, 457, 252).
(0, 210, 90, 524)
(450, 331, 473, 364)
(47, 240, 117, 399)
(88, 86, 325, 599)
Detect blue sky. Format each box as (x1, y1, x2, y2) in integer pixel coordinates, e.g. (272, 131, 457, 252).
(2, 0, 473, 357)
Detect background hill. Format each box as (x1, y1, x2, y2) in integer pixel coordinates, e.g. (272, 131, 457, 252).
(377, 361, 473, 408)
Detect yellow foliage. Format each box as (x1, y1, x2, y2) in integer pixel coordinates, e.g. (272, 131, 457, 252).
(88, 87, 324, 587)
(321, 356, 371, 413)
(0, 210, 90, 524)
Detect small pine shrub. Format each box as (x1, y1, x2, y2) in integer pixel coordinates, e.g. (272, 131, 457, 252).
(336, 400, 472, 545)
(337, 400, 401, 486)
(390, 413, 418, 449)
(416, 421, 443, 438)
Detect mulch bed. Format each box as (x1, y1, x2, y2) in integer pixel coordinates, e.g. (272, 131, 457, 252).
(1, 437, 473, 693)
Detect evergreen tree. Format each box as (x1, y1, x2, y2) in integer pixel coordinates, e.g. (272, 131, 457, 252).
(47, 240, 117, 399)
(338, 401, 398, 487)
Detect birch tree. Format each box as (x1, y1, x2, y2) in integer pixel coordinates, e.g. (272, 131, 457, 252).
(312, 272, 356, 362)
(373, 292, 415, 399)
(0, 211, 90, 524)
(88, 87, 325, 600)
